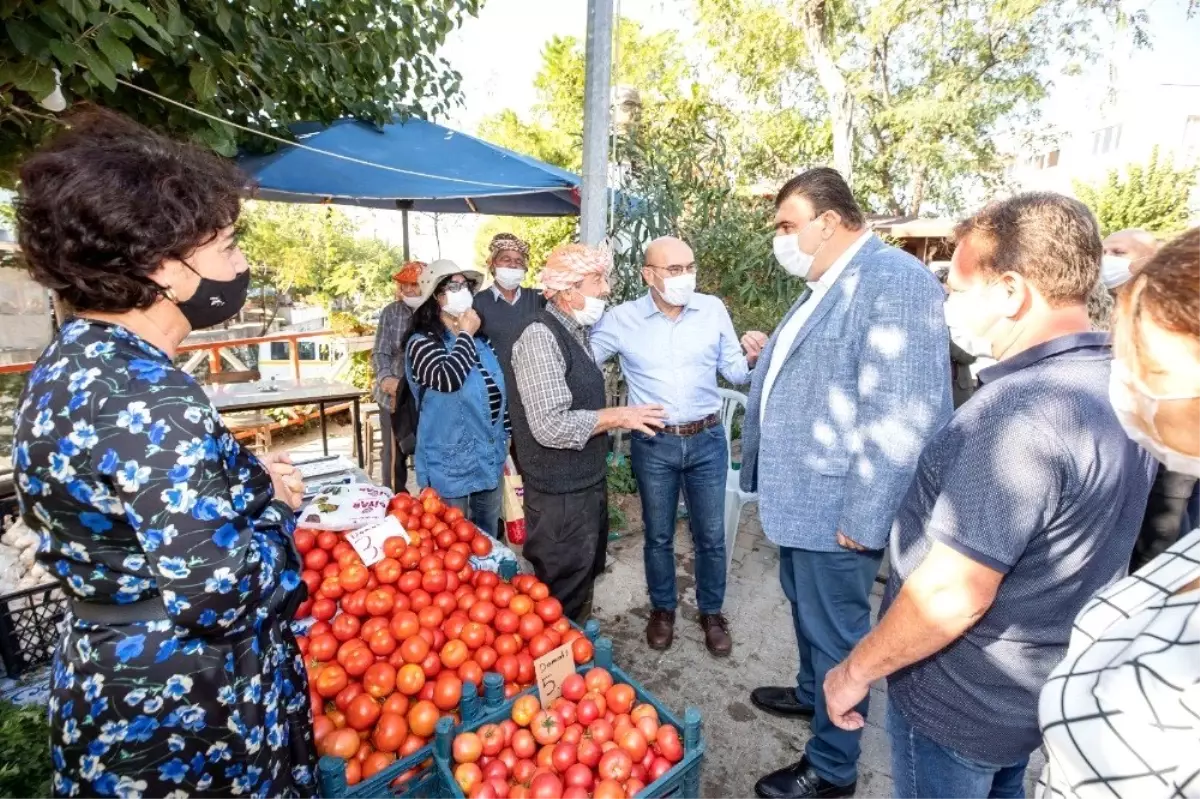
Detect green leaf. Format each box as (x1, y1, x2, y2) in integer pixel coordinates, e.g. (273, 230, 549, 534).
(62, 0, 89, 25)
(5, 20, 39, 55)
(215, 4, 232, 35)
(124, 0, 157, 27)
(11, 60, 57, 99)
(189, 62, 218, 100)
(81, 49, 117, 91)
(95, 28, 135, 74)
(48, 39, 83, 67)
(164, 0, 189, 36)
(124, 19, 165, 53)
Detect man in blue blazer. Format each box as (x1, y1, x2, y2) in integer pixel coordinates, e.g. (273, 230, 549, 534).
(743, 168, 952, 799)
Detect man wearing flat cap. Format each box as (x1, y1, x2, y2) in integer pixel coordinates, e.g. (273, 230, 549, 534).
(474, 233, 546, 406)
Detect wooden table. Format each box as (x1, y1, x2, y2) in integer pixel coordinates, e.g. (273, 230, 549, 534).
(204, 379, 367, 467)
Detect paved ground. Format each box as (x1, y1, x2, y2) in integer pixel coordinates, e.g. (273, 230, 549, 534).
(290, 423, 1046, 798)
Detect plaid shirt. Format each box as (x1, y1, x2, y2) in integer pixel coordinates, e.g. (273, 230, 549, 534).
(371, 301, 413, 411)
(510, 303, 599, 450)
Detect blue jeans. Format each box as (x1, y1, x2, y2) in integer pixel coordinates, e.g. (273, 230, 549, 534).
(445, 485, 502, 539)
(780, 545, 882, 787)
(630, 425, 727, 615)
(888, 704, 1028, 799)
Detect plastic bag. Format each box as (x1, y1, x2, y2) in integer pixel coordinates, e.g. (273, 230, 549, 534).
(297, 483, 393, 531)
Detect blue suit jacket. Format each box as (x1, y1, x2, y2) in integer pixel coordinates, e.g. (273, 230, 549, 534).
(740, 235, 952, 551)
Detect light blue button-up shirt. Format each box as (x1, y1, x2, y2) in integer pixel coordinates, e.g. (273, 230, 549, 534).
(591, 292, 751, 425)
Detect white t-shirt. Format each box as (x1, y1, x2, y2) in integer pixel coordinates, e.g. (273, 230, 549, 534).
(760, 231, 871, 418)
(1037, 528, 1200, 799)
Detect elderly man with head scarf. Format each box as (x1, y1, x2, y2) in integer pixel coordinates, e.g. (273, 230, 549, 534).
(509, 243, 667, 621)
(474, 233, 546, 425)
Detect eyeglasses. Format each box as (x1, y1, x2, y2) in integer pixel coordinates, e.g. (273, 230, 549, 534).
(646, 263, 697, 278)
(441, 279, 476, 294)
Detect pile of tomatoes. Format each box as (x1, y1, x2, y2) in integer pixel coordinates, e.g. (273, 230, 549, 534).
(293, 487, 596, 787)
(450, 666, 685, 799)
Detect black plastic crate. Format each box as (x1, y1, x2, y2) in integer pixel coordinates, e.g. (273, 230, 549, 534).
(0, 582, 66, 678)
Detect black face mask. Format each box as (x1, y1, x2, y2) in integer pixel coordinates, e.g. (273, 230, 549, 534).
(175, 268, 250, 330)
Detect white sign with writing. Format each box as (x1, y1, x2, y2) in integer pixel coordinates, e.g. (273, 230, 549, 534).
(344, 515, 408, 567)
(534, 642, 576, 709)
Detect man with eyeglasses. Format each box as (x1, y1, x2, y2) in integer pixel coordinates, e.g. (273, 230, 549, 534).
(591, 236, 759, 656)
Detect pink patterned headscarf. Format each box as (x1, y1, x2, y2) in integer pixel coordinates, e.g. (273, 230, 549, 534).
(540, 243, 612, 297)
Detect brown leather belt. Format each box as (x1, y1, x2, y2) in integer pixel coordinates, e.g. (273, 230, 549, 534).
(661, 413, 720, 437)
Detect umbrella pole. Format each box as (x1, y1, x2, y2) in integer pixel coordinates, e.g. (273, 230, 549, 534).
(402, 209, 411, 261)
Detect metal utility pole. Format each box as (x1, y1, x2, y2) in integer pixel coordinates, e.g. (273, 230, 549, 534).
(579, 0, 614, 246)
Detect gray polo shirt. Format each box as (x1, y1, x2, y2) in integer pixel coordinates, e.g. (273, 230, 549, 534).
(883, 332, 1156, 765)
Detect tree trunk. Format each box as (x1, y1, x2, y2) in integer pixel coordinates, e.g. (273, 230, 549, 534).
(803, 0, 854, 182)
(908, 169, 926, 217)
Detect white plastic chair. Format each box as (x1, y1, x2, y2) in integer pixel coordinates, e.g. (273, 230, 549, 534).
(718, 388, 758, 573)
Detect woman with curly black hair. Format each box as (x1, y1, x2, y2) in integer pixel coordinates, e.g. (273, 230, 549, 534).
(12, 110, 316, 798)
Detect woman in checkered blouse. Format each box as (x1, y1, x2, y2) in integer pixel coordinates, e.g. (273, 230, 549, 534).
(1037, 227, 1200, 799)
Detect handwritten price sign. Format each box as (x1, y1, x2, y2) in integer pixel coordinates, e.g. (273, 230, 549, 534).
(533, 642, 575, 709)
(344, 515, 407, 567)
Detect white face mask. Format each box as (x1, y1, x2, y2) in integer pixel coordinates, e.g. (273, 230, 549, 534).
(402, 296, 424, 310)
(943, 291, 997, 359)
(1109, 360, 1200, 478)
(1100, 255, 1133, 290)
(572, 295, 606, 327)
(494, 267, 525, 292)
(659, 273, 696, 307)
(772, 219, 826, 279)
(441, 285, 473, 317)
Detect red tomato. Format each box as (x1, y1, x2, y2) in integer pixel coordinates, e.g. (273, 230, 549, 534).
(655, 724, 683, 763)
(345, 693, 381, 731)
(294, 529, 316, 554)
(372, 712, 409, 753)
(458, 660, 483, 690)
(606, 684, 635, 716)
(585, 667, 614, 695)
(527, 634, 554, 659)
(531, 710, 563, 746)
(509, 594, 533, 617)
(511, 729, 537, 759)
(470, 535, 493, 557)
(409, 588, 432, 612)
(314, 531, 336, 551)
(443, 549, 468, 572)
(311, 598, 336, 622)
(433, 672, 462, 711)
(315, 664, 349, 698)
(436, 529, 458, 550)
(617, 727, 648, 762)
(363, 750, 396, 780)
(400, 635, 431, 665)
(374, 558, 402, 585)
(560, 673, 587, 702)
(529, 773, 564, 799)
(340, 588, 367, 617)
(563, 761, 594, 789)
(334, 682, 364, 713)
(368, 628, 397, 656)
(383, 535, 408, 559)
(577, 738, 602, 769)
(330, 614, 360, 642)
(534, 597, 563, 624)
(312, 715, 335, 743)
(407, 699, 440, 738)
(308, 633, 338, 662)
(453, 731, 483, 763)
(421, 570, 448, 594)
(321, 563, 341, 580)
(599, 749, 634, 783)
(433, 591, 458, 615)
(516, 653, 535, 684)
(453, 520, 477, 542)
(468, 600, 496, 625)
(321, 727, 361, 759)
(571, 637, 593, 665)
(455, 763, 484, 796)
(552, 698, 577, 728)
(518, 613, 544, 640)
(390, 610, 420, 641)
(474, 645, 498, 671)
(365, 589, 395, 617)
(551, 741, 577, 773)
(460, 622, 488, 650)
(420, 651, 442, 679)
(363, 662, 396, 699)
(304, 548, 329, 571)
(587, 719, 614, 745)
(396, 663, 426, 697)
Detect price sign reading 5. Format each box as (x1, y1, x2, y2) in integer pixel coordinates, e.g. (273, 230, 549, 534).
(533, 642, 575, 709)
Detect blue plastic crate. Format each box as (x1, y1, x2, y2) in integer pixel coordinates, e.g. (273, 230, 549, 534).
(430, 636, 705, 799)
(317, 620, 602, 797)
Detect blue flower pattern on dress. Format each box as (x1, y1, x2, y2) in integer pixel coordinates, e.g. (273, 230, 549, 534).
(13, 319, 316, 798)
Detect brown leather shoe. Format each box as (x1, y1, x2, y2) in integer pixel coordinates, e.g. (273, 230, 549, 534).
(700, 613, 732, 657)
(646, 609, 675, 650)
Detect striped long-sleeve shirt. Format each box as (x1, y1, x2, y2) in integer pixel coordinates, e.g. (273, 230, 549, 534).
(406, 332, 509, 433)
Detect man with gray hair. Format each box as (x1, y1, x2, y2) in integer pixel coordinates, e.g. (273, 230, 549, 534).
(1100, 228, 1159, 291)
(823, 193, 1156, 799)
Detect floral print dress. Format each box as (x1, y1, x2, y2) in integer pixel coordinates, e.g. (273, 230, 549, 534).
(12, 319, 316, 798)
